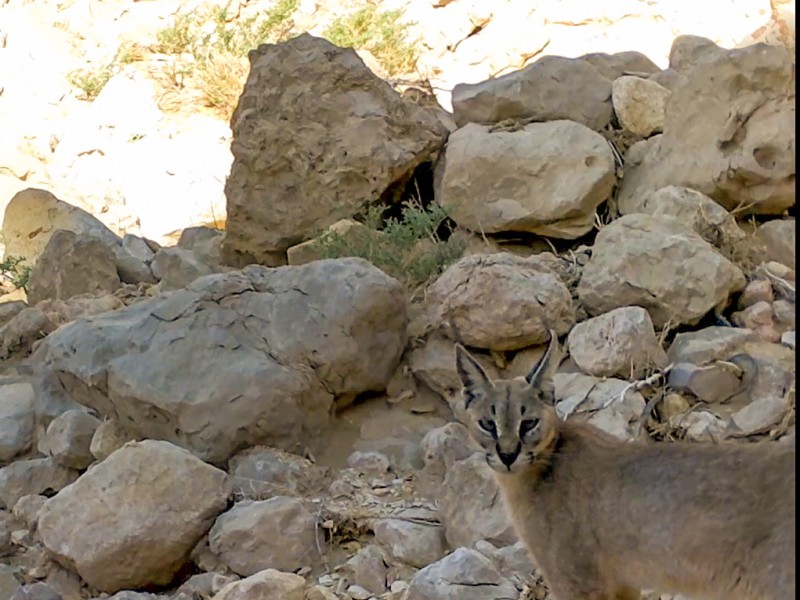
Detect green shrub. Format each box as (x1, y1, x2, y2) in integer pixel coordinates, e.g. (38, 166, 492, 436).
(324, 3, 418, 75)
(0, 256, 32, 291)
(313, 201, 464, 289)
(68, 65, 115, 100)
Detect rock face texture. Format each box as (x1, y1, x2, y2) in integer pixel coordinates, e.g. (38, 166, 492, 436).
(426, 253, 575, 351)
(32, 258, 407, 464)
(222, 33, 448, 265)
(436, 121, 616, 239)
(38, 440, 231, 592)
(577, 214, 746, 327)
(451, 55, 614, 130)
(618, 43, 796, 216)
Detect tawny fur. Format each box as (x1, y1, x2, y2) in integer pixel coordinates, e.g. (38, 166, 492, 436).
(454, 333, 795, 600)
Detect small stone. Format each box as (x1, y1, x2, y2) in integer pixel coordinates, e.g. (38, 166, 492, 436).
(89, 420, 133, 462)
(732, 301, 774, 329)
(374, 515, 446, 568)
(39, 409, 100, 469)
(390, 580, 408, 593)
(212, 569, 305, 600)
(12, 495, 46, 530)
(737, 279, 773, 309)
(612, 75, 670, 136)
(781, 331, 795, 349)
(9, 582, 62, 600)
(659, 393, 691, 420)
(667, 363, 744, 404)
(346, 451, 391, 475)
(772, 300, 795, 330)
(729, 396, 789, 436)
(672, 411, 727, 442)
(346, 584, 372, 600)
(345, 545, 387, 595)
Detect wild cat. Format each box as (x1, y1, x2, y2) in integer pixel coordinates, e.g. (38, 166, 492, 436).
(453, 331, 795, 600)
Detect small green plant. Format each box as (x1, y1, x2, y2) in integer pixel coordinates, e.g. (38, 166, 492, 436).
(324, 3, 418, 75)
(0, 256, 32, 291)
(68, 65, 115, 100)
(313, 201, 464, 289)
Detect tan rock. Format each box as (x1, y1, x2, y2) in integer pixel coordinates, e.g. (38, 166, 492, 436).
(451, 55, 613, 130)
(38, 409, 100, 470)
(577, 214, 745, 327)
(738, 279, 774, 309)
(286, 219, 370, 266)
(0, 382, 35, 464)
(567, 306, 668, 378)
(222, 34, 447, 264)
(89, 419, 134, 462)
(212, 569, 305, 600)
(426, 253, 576, 351)
(0, 458, 79, 510)
(756, 219, 795, 269)
(612, 75, 670, 136)
(26, 230, 121, 305)
(208, 497, 318, 576)
(38, 440, 231, 592)
(437, 121, 616, 239)
(618, 44, 795, 216)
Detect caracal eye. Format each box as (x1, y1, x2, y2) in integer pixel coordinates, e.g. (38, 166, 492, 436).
(478, 418, 497, 436)
(519, 418, 540, 437)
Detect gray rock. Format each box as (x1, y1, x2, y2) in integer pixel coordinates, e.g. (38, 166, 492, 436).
(89, 419, 134, 462)
(667, 326, 756, 364)
(345, 545, 387, 595)
(436, 121, 616, 239)
(209, 497, 319, 576)
(0, 301, 27, 327)
(0, 307, 56, 360)
(346, 450, 391, 475)
(426, 253, 575, 351)
(421, 422, 479, 480)
(0, 458, 79, 509)
(122, 234, 156, 264)
(577, 214, 745, 327)
(222, 34, 447, 263)
(151, 246, 215, 291)
(452, 55, 613, 130)
(756, 219, 795, 269)
(668, 363, 745, 404)
(0, 381, 35, 464)
(439, 453, 516, 548)
(0, 510, 16, 556)
(405, 548, 518, 600)
(12, 494, 46, 530)
(229, 446, 330, 500)
(728, 396, 790, 436)
(374, 511, 446, 568)
(555, 372, 646, 441)
(212, 569, 305, 600)
(32, 258, 406, 465)
(26, 230, 121, 305)
(39, 440, 231, 593)
(781, 330, 795, 349)
(567, 306, 667, 378)
(9, 582, 62, 600)
(39, 409, 100, 469)
(618, 44, 795, 216)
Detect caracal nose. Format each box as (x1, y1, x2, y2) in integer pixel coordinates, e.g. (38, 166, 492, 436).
(497, 443, 521, 468)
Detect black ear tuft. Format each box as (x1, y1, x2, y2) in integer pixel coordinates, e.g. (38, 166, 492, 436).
(525, 330, 559, 404)
(455, 343, 492, 404)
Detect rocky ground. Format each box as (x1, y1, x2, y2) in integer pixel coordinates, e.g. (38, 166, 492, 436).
(0, 1, 796, 599)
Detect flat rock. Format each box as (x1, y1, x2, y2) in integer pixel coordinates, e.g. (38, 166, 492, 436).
(567, 306, 667, 378)
(439, 453, 516, 548)
(611, 75, 670, 137)
(222, 33, 447, 264)
(208, 497, 318, 576)
(667, 326, 756, 364)
(452, 55, 613, 130)
(618, 44, 795, 216)
(32, 258, 406, 464)
(426, 253, 575, 350)
(577, 214, 745, 328)
(374, 512, 446, 568)
(436, 121, 616, 239)
(404, 547, 518, 600)
(38, 440, 231, 592)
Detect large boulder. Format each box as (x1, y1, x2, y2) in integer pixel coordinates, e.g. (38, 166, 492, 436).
(577, 214, 745, 327)
(426, 253, 575, 350)
(436, 121, 616, 239)
(25, 230, 121, 305)
(222, 34, 448, 265)
(31, 258, 406, 464)
(451, 55, 614, 130)
(618, 43, 795, 215)
(38, 440, 231, 592)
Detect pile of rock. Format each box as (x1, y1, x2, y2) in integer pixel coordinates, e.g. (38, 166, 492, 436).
(0, 30, 794, 600)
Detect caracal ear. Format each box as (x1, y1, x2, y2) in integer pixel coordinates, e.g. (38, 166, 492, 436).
(525, 329, 559, 405)
(454, 343, 492, 406)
